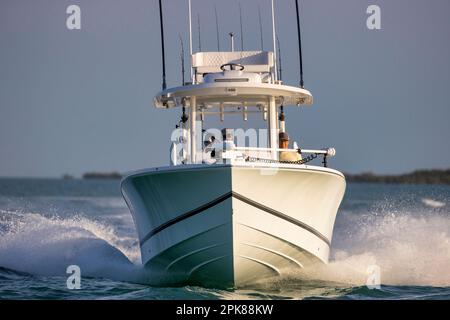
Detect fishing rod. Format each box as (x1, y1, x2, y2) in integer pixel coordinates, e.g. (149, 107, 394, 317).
(158, 0, 166, 90)
(295, 0, 304, 88)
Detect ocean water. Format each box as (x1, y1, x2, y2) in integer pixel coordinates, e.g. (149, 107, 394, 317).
(0, 178, 449, 300)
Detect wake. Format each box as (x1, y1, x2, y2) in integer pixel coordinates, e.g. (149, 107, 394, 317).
(292, 199, 450, 287)
(0, 198, 449, 288)
(0, 211, 149, 284)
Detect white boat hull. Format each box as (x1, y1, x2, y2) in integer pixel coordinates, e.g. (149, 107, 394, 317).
(121, 164, 346, 288)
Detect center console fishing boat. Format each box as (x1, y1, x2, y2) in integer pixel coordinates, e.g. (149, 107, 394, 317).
(121, 0, 346, 288)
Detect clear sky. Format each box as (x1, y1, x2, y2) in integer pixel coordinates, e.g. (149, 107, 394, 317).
(1, 0, 449, 177)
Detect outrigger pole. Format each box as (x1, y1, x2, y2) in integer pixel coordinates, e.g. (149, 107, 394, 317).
(214, 4, 220, 51)
(239, 3, 244, 51)
(295, 0, 304, 88)
(258, 5, 264, 50)
(188, 0, 193, 83)
(179, 35, 185, 85)
(158, 0, 166, 90)
(271, 0, 278, 82)
(277, 36, 282, 81)
(197, 13, 202, 52)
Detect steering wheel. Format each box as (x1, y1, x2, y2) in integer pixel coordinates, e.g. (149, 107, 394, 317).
(220, 63, 245, 71)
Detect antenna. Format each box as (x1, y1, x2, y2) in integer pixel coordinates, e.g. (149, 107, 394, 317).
(214, 4, 220, 51)
(271, 0, 278, 82)
(229, 32, 235, 52)
(188, 0, 193, 83)
(179, 35, 185, 85)
(197, 13, 202, 52)
(258, 5, 264, 50)
(239, 3, 244, 51)
(277, 36, 282, 81)
(158, 0, 166, 90)
(295, 0, 304, 88)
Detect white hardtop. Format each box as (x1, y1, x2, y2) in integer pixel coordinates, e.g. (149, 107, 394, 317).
(154, 51, 313, 109)
(153, 51, 324, 167)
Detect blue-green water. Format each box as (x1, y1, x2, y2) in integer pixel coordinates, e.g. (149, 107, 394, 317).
(0, 178, 449, 300)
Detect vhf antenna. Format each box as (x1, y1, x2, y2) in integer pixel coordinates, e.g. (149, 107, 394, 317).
(214, 4, 220, 51)
(179, 35, 185, 85)
(258, 4, 264, 50)
(295, 0, 304, 88)
(229, 32, 235, 52)
(158, 0, 166, 90)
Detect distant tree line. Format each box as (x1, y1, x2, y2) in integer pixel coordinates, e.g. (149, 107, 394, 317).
(344, 169, 450, 185)
(78, 169, 450, 184)
(82, 172, 122, 180)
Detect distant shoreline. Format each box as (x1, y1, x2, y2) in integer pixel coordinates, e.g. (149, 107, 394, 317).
(344, 169, 450, 185)
(81, 172, 122, 180)
(75, 169, 450, 185)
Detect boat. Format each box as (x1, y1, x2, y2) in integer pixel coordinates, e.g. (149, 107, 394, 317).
(121, 0, 346, 288)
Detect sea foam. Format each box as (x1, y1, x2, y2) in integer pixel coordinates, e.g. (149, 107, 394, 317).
(0, 201, 449, 288)
(0, 211, 149, 283)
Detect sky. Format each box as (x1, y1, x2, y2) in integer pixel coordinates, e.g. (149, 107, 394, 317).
(0, 0, 449, 177)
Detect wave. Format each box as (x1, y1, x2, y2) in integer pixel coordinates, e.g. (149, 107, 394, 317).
(323, 207, 450, 287)
(0, 200, 449, 289)
(0, 266, 32, 281)
(421, 198, 446, 208)
(0, 211, 149, 284)
(236, 199, 450, 290)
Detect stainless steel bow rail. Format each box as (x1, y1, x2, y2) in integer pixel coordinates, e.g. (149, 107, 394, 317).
(246, 152, 319, 165)
(234, 147, 336, 167)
